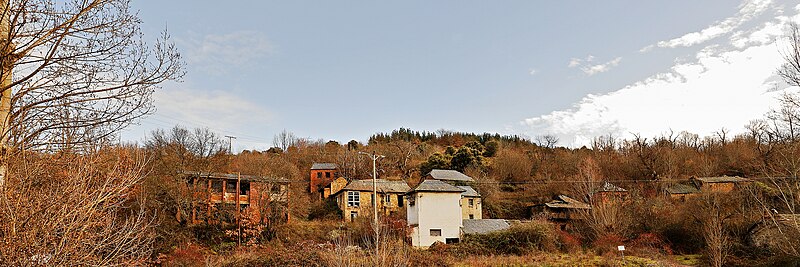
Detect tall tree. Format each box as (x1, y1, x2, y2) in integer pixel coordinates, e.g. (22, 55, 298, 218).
(0, 0, 183, 185)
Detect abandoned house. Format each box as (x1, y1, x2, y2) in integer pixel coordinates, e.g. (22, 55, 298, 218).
(324, 176, 349, 199)
(310, 163, 338, 198)
(590, 181, 628, 204)
(406, 179, 465, 247)
(531, 195, 591, 230)
(332, 178, 411, 222)
(182, 172, 290, 225)
(664, 183, 700, 201)
(691, 176, 752, 193)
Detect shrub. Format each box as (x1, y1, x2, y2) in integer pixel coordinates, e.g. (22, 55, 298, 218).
(456, 220, 559, 255)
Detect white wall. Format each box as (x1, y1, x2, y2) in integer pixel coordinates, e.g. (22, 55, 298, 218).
(407, 191, 462, 247)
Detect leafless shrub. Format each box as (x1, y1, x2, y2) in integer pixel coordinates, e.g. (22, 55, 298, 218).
(0, 146, 154, 266)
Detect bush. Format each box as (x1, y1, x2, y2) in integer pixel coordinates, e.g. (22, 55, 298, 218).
(455, 220, 559, 255)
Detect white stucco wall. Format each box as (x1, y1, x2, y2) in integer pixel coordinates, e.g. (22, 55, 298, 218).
(407, 191, 463, 247)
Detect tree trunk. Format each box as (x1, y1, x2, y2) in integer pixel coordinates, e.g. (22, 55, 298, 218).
(0, 0, 13, 188)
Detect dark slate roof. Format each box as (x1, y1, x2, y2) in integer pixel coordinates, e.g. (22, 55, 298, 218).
(458, 186, 481, 197)
(695, 176, 752, 183)
(428, 169, 475, 182)
(593, 181, 627, 193)
(182, 171, 289, 183)
(410, 179, 466, 193)
(462, 219, 510, 235)
(543, 195, 591, 209)
(665, 183, 700, 194)
(311, 163, 338, 170)
(339, 179, 411, 194)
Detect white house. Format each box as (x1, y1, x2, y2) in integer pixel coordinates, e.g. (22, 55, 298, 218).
(406, 179, 465, 247)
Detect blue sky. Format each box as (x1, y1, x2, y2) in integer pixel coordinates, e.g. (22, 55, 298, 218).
(122, 0, 800, 150)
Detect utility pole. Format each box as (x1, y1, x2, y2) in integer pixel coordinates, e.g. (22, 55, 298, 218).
(224, 135, 237, 154)
(358, 151, 384, 258)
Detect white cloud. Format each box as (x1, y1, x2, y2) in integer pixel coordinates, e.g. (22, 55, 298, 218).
(568, 56, 623, 76)
(645, 0, 773, 50)
(522, 17, 800, 147)
(529, 68, 539, 75)
(153, 87, 273, 130)
(177, 31, 274, 75)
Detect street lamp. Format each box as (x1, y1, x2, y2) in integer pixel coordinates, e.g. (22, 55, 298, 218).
(358, 151, 384, 254)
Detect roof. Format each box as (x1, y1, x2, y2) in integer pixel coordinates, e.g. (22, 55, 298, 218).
(311, 163, 338, 170)
(665, 183, 700, 194)
(695, 176, 752, 183)
(543, 195, 591, 209)
(458, 186, 481, 197)
(593, 181, 627, 193)
(410, 179, 466, 193)
(462, 219, 510, 235)
(338, 179, 411, 194)
(428, 169, 474, 182)
(182, 171, 289, 183)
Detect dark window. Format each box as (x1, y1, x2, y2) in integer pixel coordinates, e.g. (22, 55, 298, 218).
(317, 172, 322, 178)
(430, 229, 442, 236)
(271, 184, 282, 194)
(398, 195, 404, 207)
(445, 238, 459, 244)
(385, 194, 391, 204)
(211, 180, 223, 193)
(225, 181, 237, 193)
(240, 181, 250, 195)
(469, 214, 474, 219)
(468, 198, 474, 208)
(325, 172, 331, 178)
(350, 211, 358, 220)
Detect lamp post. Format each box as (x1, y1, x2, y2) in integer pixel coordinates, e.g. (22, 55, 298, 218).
(358, 151, 384, 256)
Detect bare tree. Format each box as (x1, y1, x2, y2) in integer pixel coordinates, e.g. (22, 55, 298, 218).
(0, 0, 183, 185)
(272, 129, 297, 152)
(534, 134, 559, 149)
(779, 23, 800, 87)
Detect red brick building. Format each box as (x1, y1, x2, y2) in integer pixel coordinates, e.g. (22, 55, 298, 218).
(310, 163, 338, 197)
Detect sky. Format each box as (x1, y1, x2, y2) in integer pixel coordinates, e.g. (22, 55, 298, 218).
(121, 0, 800, 151)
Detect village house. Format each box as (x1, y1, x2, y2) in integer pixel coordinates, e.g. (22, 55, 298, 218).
(691, 176, 752, 193)
(458, 186, 482, 220)
(182, 172, 290, 225)
(590, 181, 628, 204)
(664, 183, 701, 201)
(531, 195, 591, 230)
(406, 179, 465, 247)
(324, 176, 348, 199)
(462, 219, 511, 235)
(310, 163, 338, 199)
(427, 169, 483, 219)
(332, 178, 411, 222)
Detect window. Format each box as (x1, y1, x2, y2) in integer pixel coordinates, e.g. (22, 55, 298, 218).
(468, 198, 474, 208)
(317, 172, 322, 178)
(211, 180, 223, 193)
(371, 193, 375, 206)
(347, 191, 360, 207)
(225, 181, 237, 193)
(240, 181, 250, 195)
(350, 211, 358, 221)
(445, 238, 459, 244)
(385, 194, 391, 204)
(469, 214, 474, 219)
(271, 184, 282, 194)
(430, 229, 442, 236)
(398, 195, 404, 207)
(325, 172, 331, 178)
